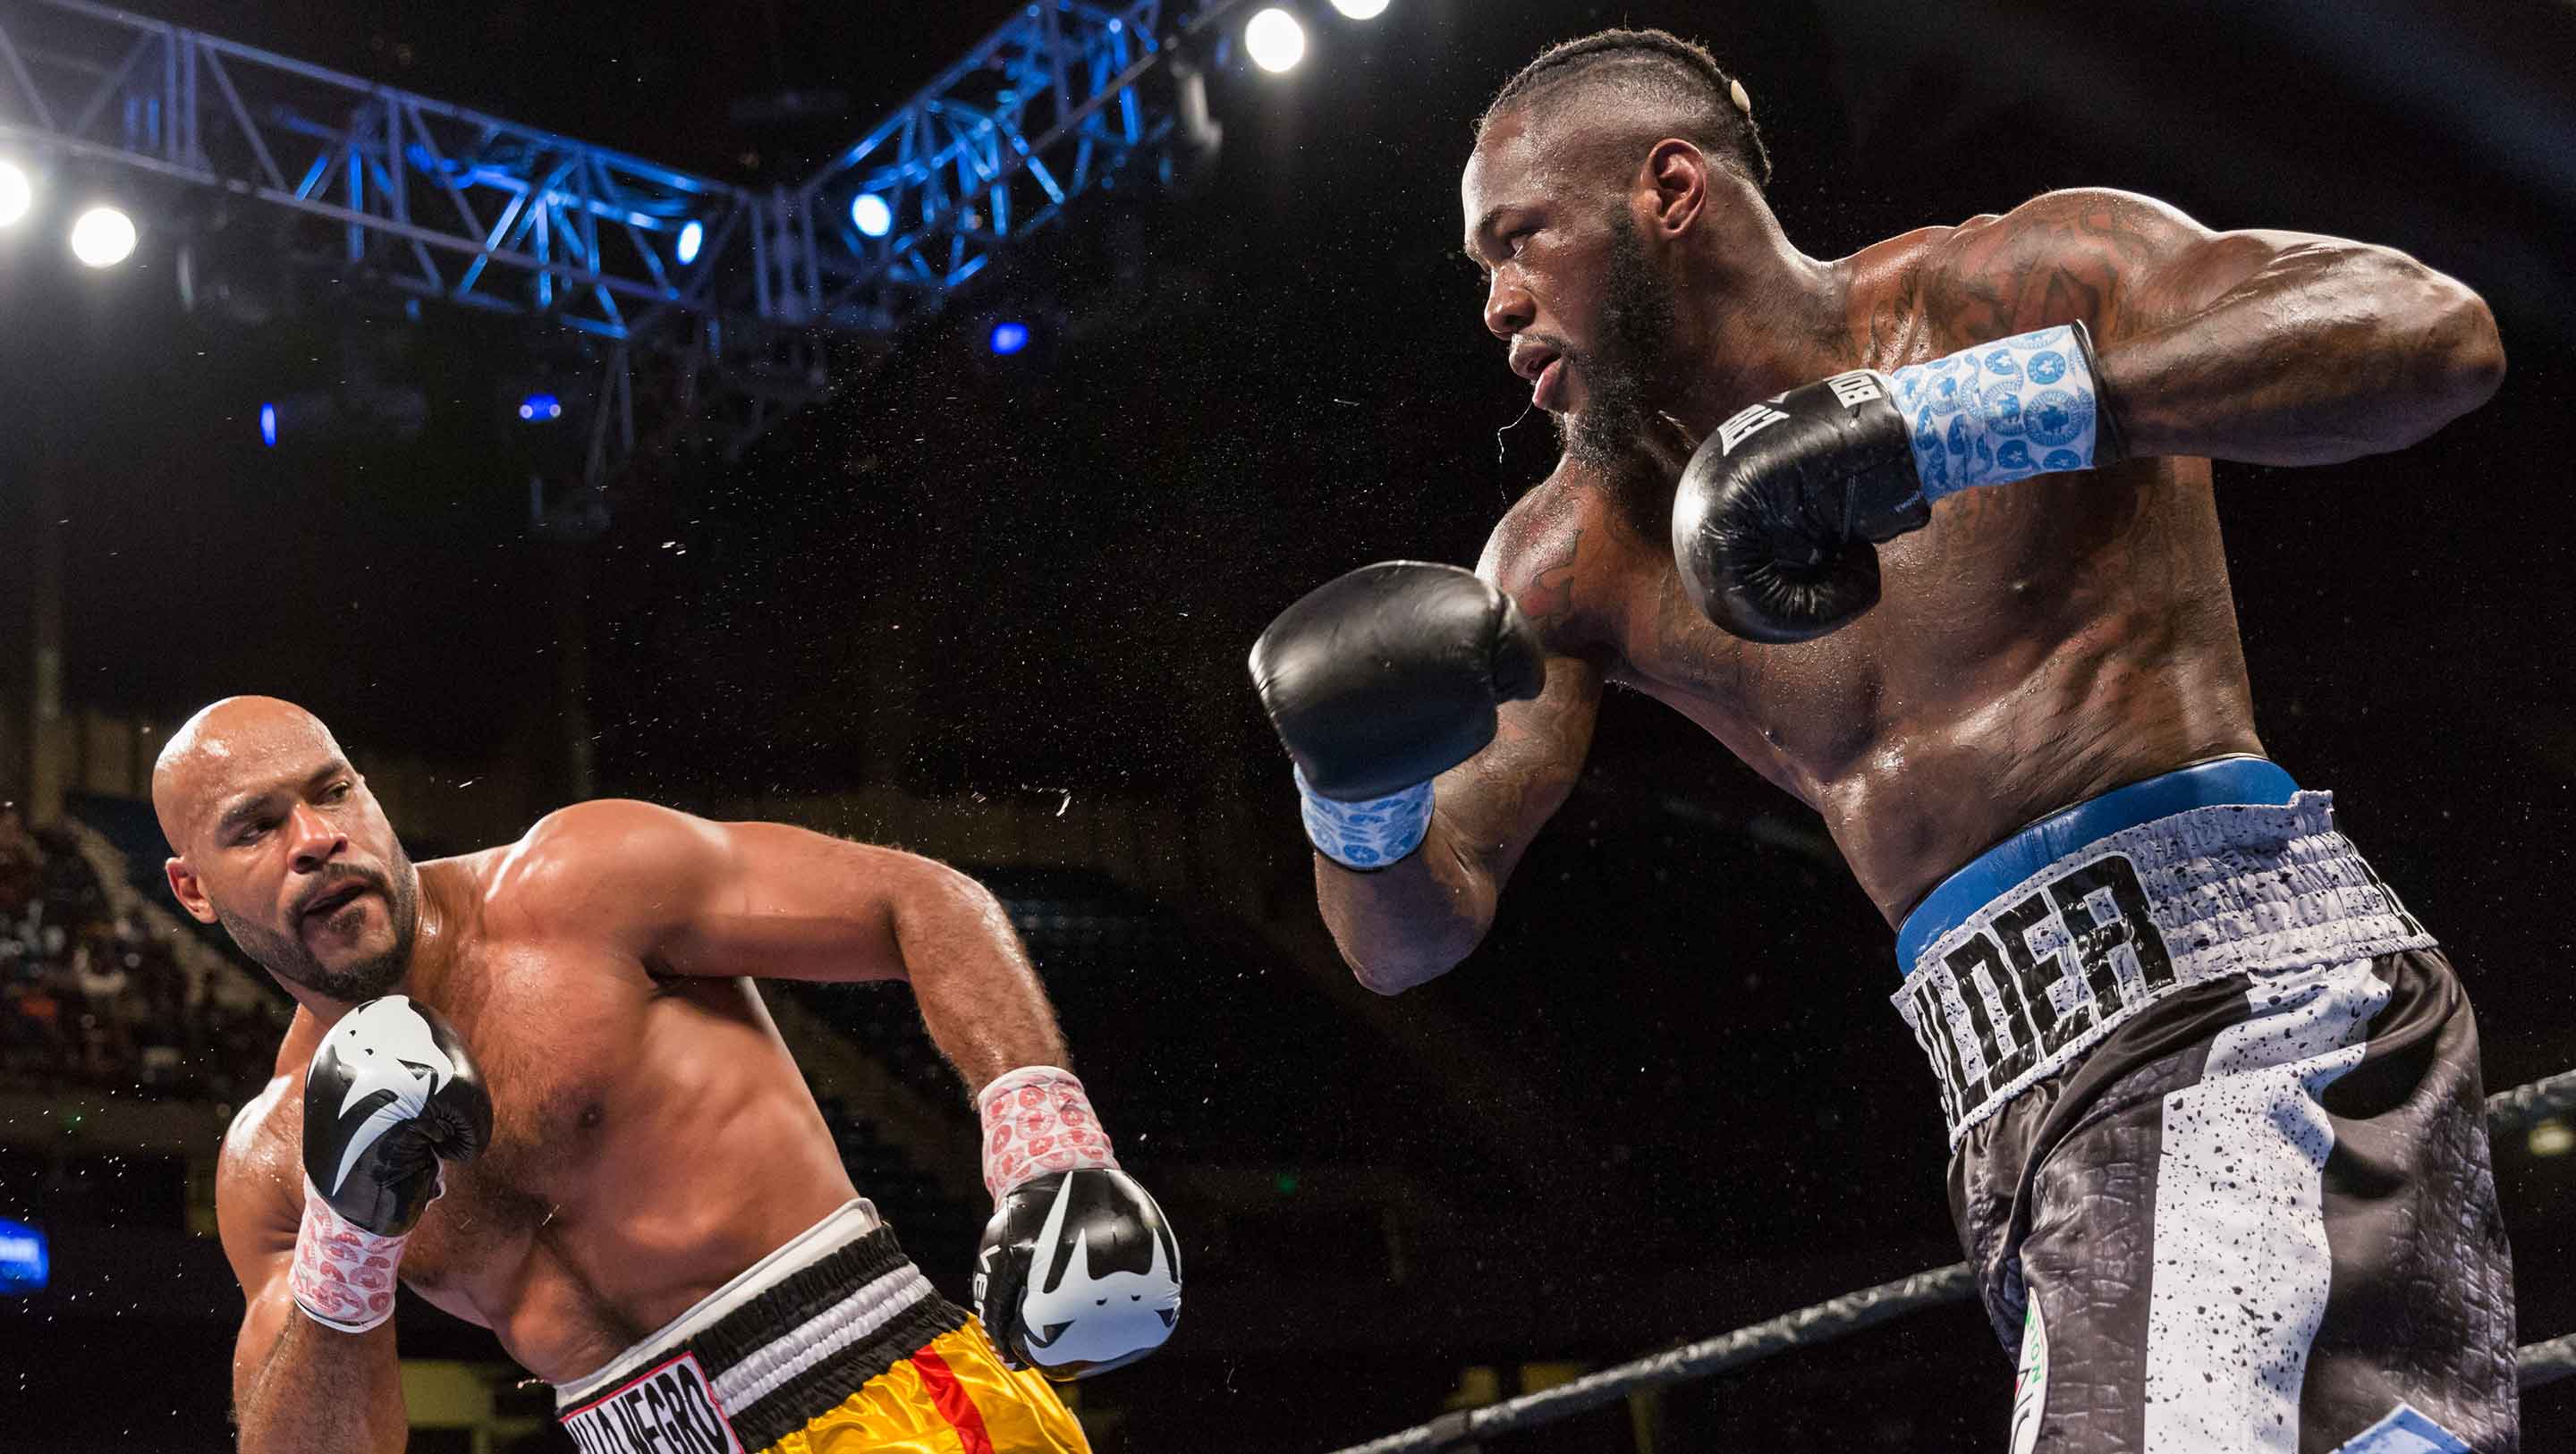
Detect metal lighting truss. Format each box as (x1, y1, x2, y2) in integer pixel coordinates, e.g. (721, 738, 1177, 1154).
(786, 0, 1230, 334)
(0, 0, 1237, 487)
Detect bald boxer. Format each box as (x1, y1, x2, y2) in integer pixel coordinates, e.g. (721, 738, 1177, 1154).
(1253, 29, 2515, 1454)
(166, 697, 1179, 1454)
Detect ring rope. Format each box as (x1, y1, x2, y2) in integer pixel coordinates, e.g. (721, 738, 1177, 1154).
(1326, 1067, 2576, 1454)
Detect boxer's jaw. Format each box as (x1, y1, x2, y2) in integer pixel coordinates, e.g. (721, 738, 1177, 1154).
(1557, 213, 1682, 471)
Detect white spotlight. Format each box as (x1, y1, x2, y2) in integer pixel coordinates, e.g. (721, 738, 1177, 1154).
(2533, 1117, 2573, 1159)
(69, 205, 136, 267)
(1331, 0, 1390, 17)
(0, 161, 30, 228)
(1245, 7, 1307, 72)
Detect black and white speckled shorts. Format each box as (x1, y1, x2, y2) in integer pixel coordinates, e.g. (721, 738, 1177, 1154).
(1896, 784, 2520, 1451)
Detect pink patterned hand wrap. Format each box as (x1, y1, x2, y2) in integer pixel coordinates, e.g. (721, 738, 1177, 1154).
(290, 1181, 410, 1333)
(977, 1066, 1120, 1202)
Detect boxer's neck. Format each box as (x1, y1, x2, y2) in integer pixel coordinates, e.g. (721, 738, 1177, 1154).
(284, 863, 469, 1028)
(1657, 173, 1846, 430)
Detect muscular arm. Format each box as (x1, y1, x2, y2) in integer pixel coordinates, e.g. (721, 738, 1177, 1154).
(1317, 498, 1606, 994)
(1927, 188, 2504, 465)
(521, 801, 1064, 1091)
(219, 1082, 408, 1454)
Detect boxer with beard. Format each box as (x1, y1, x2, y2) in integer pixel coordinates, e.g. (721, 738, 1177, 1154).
(1251, 28, 2516, 1453)
(165, 697, 1180, 1453)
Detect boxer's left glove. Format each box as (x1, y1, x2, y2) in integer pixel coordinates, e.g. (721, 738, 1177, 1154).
(1674, 323, 2120, 643)
(971, 1067, 1180, 1380)
(293, 994, 491, 1333)
(1250, 562, 1546, 869)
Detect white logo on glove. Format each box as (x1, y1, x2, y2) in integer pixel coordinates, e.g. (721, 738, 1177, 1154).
(1018, 1173, 1182, 1369)
(1716, 402, 1792, 455)
(324, 995, 456, 1196)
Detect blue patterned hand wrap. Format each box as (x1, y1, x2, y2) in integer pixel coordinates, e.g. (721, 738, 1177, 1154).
(1295, 766, 1433, 871)
(1889, 324, 2107, 502)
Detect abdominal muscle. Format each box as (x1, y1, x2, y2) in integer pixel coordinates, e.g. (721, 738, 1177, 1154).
(1615, 455, 2264, 926)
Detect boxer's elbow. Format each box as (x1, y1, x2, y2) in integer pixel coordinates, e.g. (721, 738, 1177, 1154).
(2384, 258, 2506, 432)
(1313, 841, 1494, 994)
(2428, 285, 2505, 418)
(1325, 902, 1482, 996)
(1341, 941, 1463, 997)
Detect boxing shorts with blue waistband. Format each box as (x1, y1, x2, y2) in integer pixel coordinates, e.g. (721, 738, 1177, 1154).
(1893, 756, 2519, 1453)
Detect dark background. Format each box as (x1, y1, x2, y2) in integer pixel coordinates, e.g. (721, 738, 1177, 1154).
(0, 0, 2571, 1449)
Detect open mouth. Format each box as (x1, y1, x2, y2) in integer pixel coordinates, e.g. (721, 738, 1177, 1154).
(1533, 356, 1567, 410)
(301, 882, 370, 926)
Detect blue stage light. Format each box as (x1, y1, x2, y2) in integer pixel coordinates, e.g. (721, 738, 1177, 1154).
(258, 402, 278, 448)
(675, 219, 703, 265)
(518, 393, 564, 422)
(851, 192, 893, 239)
(0, 1218, 46, 1295)
(988, 320, 1030, 356)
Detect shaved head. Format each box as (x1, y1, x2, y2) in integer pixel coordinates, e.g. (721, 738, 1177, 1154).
(154, 696, 344, 852)
(157, 696, 419, 1004)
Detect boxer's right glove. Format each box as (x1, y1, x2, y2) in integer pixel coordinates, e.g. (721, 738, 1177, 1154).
(972, 1068, 1181, 1380)
(293, 994, 491, 1333)
(1249, 562, 1546, 869)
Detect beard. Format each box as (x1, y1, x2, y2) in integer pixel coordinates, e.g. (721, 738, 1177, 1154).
(1555, 213, 1682, 474)
(218, 848, 420, 1004)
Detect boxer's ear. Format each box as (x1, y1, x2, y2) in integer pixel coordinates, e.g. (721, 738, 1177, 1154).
(165, 856, 217, 924)
(1643, 139, 1708, 241)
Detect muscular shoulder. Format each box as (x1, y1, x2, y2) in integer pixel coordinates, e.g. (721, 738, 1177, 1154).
(480, 799, 728, 938)
(1477, 461, 1637, 658)
(1911, 187, 2212, 343)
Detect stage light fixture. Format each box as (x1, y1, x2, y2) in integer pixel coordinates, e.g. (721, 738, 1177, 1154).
(518, 392, 564, 422)
(988, 320, 1031, 356)
(1246, 8, 1306, 72)
(0, 1217, 46, 1296)
(68, 204, 136, 267)
(0, 160, 30, 228)
(1331, 0, 1390, 17)
(851, 191, 893, 239)
(675, 218, 704, 265)
(259, 402, 278, 448)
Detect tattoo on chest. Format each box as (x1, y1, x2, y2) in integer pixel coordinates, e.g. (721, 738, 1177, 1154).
(1514, 527, 1582, 634)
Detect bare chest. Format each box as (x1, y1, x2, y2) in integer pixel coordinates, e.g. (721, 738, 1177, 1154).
(1604, 460, 2198, 792)
(386, 955, 645, 1290)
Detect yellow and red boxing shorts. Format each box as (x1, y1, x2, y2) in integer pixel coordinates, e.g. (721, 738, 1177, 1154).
(555, 1202, 1087, 1454)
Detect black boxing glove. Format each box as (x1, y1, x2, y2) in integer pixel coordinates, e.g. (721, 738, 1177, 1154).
(1674, 324, 2119, 643)
(970, 1068, 1179, 1379)
(975, 1170, 1182, 1380)
(292, 994, 492, 1332)
(1249, 562, 1545, 869)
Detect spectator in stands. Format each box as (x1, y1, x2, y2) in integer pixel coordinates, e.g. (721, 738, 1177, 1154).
(0, 806, 37, 913)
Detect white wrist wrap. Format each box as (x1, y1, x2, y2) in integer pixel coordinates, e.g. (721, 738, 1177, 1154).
(1294, 766, 1433, 870)
(978, 1066, 1119, 1202)
(291, 1181, 409, 1333)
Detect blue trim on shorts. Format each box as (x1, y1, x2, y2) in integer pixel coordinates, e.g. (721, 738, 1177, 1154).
(1894, 756, 2300, 974)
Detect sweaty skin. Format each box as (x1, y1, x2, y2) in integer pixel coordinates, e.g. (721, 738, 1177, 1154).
(1318, 101, 2502, 992)
(160, 698, 1071, 1451)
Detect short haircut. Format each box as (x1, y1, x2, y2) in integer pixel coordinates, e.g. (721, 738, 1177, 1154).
(1479, 29, 1773, 192)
